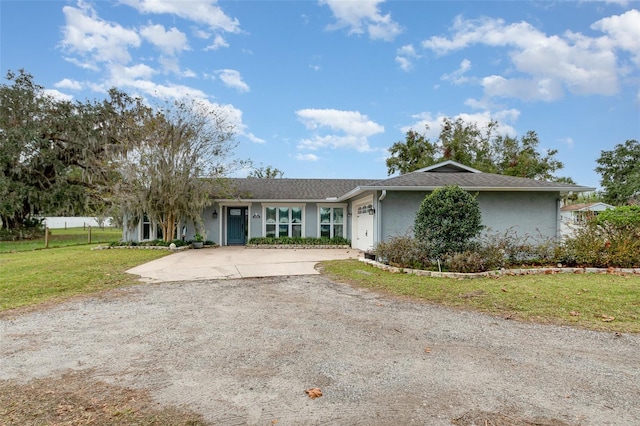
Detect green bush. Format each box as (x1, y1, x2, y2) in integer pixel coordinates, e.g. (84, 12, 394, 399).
(442, 251, 486, 273)
(414, 185, 483, 259)
(110, 239, 190, 248)
(0, 218, 45, 241)
(248, 236, 350, 246)
(374, 234, 432, 270)
(558, 216, 640, 268)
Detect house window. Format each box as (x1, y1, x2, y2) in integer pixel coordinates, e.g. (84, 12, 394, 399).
(319, 207, 344, 238)
(265, 206, 303, 238)
(142, 214, 151, 240)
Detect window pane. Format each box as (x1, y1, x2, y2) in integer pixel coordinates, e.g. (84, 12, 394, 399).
(333, 224, 343, 238)
(333, 208, 343, 224)
(266, 224, 276, 238)
(320, 224, 330, 238)
(279, 224, 289, 237)
(266, 207, 276, 224)
(291, 207, 302, 224)
(320, 207, 331, 224)
(143, 223, 150, 240)
(279, 207, 290, 223)
(292, 224, 302, 237)
(156, 226, 163, 240)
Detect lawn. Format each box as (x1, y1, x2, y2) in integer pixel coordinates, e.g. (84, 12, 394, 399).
(321, 259, 640, 333)
(0, 227, 123, 253)
(0, 245, 169, 312)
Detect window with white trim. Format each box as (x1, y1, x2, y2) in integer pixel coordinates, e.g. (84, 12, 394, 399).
(319, 206, 344, 238)
(265, 206, 303, 238)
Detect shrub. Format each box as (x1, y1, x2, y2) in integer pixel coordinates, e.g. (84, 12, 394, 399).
(414, 185, 483, 259)
(374, 234, 431, 270)
(442, 251, 486, 273)
(247, 236, 350, 246)
(559, 215, 640, 268)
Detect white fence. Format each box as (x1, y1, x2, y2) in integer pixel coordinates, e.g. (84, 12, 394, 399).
(41, 217, 114, 229)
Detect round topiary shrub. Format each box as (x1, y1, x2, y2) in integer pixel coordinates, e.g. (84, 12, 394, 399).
(414, 185, 483, 259)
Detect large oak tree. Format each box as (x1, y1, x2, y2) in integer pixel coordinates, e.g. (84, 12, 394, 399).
(114, 98, 239, 242)
(595, 139, 640, 206)
(0, 70, 137, 233)
(386, 117, 571, 182)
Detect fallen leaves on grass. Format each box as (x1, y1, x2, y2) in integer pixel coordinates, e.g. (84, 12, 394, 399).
(304, 388, 323, 399)
(0, 370, 206, 426)
(569, 311, 580, 316)
(601, 315, 615, 322)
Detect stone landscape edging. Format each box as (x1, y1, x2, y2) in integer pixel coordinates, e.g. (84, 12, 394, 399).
(359, 257, 640, 278)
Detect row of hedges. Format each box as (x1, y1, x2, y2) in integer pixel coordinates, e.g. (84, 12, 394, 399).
(375, 206, 640, 272)
(109, 239, 214, 248)
(248, 236, 351, 246)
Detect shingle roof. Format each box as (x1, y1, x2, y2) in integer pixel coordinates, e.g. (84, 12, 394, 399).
(365, 171, 588, 191)
(217, 161, 595, 201)
(223, 178, 376, 200)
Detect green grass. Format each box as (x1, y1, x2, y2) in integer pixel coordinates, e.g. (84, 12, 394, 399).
(0, 245, 170, 311)
(321, 259, 640, 333)
(0, 227, 123, 253)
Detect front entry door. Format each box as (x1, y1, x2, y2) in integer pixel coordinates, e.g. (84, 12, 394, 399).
(227, 207, 247, 245)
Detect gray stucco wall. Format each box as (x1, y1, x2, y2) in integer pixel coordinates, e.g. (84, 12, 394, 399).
(379, 190, 561, 244)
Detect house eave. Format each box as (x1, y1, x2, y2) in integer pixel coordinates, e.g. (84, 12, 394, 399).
(355, 185, 596, 193)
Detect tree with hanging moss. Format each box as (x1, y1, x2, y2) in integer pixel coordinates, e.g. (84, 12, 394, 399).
(414, 185, 483, 258)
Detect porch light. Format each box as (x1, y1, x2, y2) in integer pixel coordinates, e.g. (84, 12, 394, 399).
(368, 205, 375, 215)
(213, 209, 218, 219)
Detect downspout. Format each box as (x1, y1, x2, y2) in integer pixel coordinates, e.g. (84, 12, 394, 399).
(556, 197, 562, 241)
(376, 190, 387, 248)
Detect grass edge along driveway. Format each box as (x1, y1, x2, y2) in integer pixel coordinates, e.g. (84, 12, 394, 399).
(0, 245, 170, 312)
(1, 247, 638, 334)
(320, 259, 640, 334)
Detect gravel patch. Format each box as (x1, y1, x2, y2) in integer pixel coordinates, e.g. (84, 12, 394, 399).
(1, 275, 639, 425)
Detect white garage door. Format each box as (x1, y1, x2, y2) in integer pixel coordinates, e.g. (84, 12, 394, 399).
(355, 204, 374, 252)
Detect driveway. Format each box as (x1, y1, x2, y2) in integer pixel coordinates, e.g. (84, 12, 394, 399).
(126, 246, 360, 282)
(1, 274, 639, 425)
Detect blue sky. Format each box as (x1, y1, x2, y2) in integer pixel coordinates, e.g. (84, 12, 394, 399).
(1, 0, 639, 188)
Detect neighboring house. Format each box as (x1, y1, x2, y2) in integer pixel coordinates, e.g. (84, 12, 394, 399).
(560, 202, 614, 237)
(124, 161, 594, 251)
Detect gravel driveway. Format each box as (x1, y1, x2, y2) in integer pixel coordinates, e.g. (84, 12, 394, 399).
(1, 274, 639, 425)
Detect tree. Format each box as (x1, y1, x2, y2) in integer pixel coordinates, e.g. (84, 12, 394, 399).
(113, 98, 239, 242)
(249, 165, 284, 178)
(386, 117, 569, 181)
(413, 185, 483, 258)
(595, 140, 640, 206)
(0, 70, 127, 233)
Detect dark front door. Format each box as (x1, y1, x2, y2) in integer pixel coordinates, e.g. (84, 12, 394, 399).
(227, 207, 247, 245)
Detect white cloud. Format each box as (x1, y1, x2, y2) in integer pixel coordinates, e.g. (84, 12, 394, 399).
(110, 63, 157, 81)
(592, 9, 640, 65)
(441, 59, 472, 85)
(295, 153, 320, 161)
(44, 89, 74, 102)
(296, 108, 384, 152)
(421, 13, 637, 101)
(54, 78, 83, 90)
(216, 69, 250, 92)
(319, 0, 402, 41)
(120, 0, 241, 33)
(140, 23, 189, 55)
(204, 34, 230, 51)
(395, 44, 420, 71)
(61, 2, 141, 67)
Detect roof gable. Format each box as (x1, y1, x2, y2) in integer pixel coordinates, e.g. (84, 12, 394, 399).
(414, 160, 482, 174)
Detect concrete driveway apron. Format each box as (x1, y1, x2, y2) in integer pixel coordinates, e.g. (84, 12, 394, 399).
(126, 246, 360, 282)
